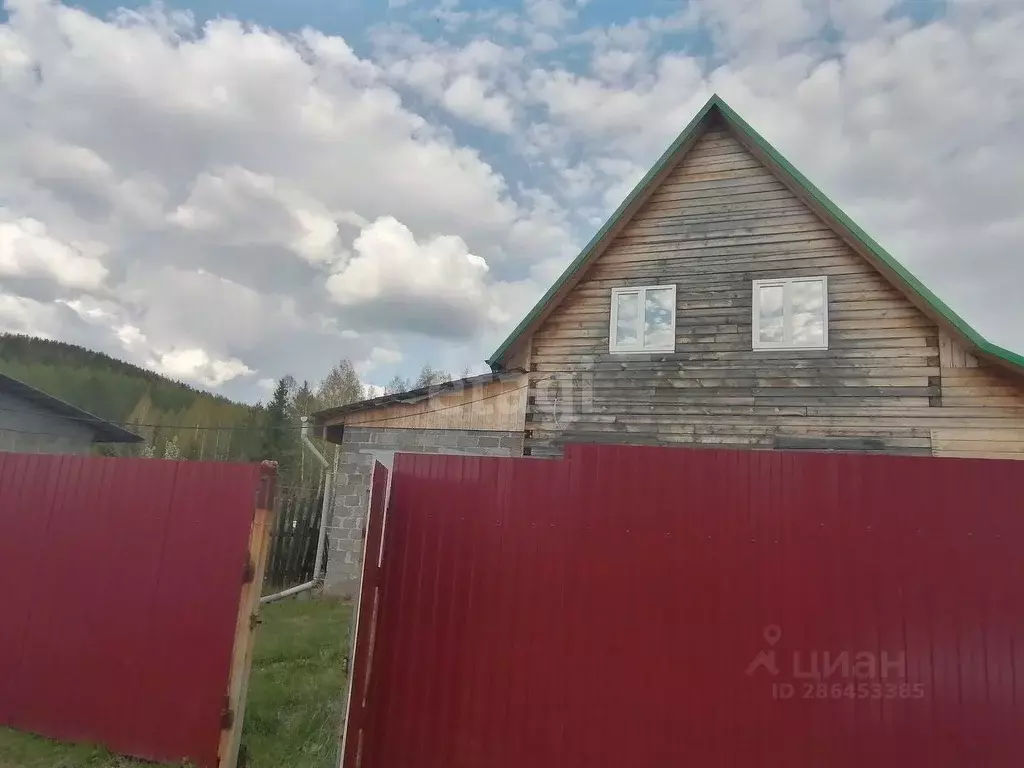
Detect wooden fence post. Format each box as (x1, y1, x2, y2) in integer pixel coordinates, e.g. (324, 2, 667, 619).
(218, 462, 277, 768)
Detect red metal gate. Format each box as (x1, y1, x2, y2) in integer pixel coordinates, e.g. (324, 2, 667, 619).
(0, 453, 273, 768)
(344, 443, 1024, 768)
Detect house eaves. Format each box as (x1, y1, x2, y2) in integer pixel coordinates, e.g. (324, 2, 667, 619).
(310, 369, 526, 426)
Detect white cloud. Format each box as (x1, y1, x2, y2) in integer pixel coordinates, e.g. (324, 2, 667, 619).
(16, 136, 169, 227)
(525, 0, 583, 29)
(147, 347, 254, 388)
(327, 216, 500, 337)
(693, 0, 830, 56)
(59, 296, 117, 322)
(0, 213, 108, 289)
(0, 0, 576, 398)
(169, 167, 344, 264)
(115, 324, 146, 350)
(376, 35, 521, 132)
(355, 346, 404, 375)
(0, 293, 59, 338)
(441, 74, 517, 132)
(524, 55, 707, 154)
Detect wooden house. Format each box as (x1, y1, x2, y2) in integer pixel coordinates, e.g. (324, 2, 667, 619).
(314, 94, 1024, 594)
(486, 95, 1024, 459)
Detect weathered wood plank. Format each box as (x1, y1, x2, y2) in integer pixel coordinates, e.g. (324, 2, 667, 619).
(932, 450, 1024, 460)
(532, 364, 937, 380)
(521, 126, 1024, 458)
(326, 377, 527, 432)
(938, 329, 980, 369)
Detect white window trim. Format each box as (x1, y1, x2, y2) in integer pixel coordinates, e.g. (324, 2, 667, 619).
(609, 284, 677, 354)
(752, 276, 829, 351)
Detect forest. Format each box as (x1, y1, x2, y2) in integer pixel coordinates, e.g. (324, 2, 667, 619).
(0, 334, 457, 487)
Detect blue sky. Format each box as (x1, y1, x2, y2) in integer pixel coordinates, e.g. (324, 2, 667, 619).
(0, 0, 1020, 400)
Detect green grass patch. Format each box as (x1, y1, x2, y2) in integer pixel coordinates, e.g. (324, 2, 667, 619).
(0, 732, 161, 768)
(0, 597, 352, 768)
(242, 597, 352, 768)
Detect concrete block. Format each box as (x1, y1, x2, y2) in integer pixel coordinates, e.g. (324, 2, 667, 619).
(414, 431, 441, 447)
(372, 430, 400, 446)
(349, 453, 373, 469)
(437, 432, 462, 447)
(499, 435, 525, 453)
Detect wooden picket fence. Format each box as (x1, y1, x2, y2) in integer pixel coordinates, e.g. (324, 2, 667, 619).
(263, 485, 325, 590)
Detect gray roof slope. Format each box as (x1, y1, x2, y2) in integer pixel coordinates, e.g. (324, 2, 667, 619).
(0, 372, 144, 444)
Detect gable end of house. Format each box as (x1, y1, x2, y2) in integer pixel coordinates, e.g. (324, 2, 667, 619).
(488, 95, 1024, 380)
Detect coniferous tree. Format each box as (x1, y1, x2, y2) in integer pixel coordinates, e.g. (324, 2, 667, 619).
(261, 378, 292, 463)
(291, 380, 318, 417)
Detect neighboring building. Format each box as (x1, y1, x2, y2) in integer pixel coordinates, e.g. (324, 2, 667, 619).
(314, 94, 1024, 595)
(312, 372, 527, 595)
(0, 372, 143, 454)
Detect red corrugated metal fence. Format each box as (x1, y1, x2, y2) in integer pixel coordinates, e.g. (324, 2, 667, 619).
(0, 452, 268, 768)
(346, 443, 1024, 768)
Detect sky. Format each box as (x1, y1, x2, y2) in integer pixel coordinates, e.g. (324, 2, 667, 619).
(0, 0, 1021, 402)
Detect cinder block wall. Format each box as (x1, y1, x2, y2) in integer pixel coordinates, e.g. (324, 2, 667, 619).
(324, 426, 524, 597)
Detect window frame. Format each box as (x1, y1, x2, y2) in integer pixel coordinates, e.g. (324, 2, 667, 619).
(751, 276, 829, 351)
(609, 284, 677, 354)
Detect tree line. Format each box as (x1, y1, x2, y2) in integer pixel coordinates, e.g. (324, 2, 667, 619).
(0, 334, 463, 486)
(258, 361, 462, 486)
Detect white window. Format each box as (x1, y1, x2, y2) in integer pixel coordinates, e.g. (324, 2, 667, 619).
(609, 285, 676, 353)
(752, 277, 828, 350)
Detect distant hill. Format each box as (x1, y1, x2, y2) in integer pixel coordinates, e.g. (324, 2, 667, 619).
(0, 334, 263, 460)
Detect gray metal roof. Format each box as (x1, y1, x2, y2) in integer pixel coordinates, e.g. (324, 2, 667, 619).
(311, 369, 525, 425)
(0, 372, 144, 444)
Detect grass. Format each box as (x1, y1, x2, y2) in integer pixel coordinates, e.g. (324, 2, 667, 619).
(0, 597, 353, 768)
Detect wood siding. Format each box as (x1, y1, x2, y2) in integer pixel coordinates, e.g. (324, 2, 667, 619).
(933, 331, 1024, 460)
(325, 376, 527, 432)
(525, 121, 1024, 459)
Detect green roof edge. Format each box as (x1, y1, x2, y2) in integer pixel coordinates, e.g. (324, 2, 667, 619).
(487, 94, 1024, 373)
(713, 97, 1024, 372)
(485, 96, 719, 368)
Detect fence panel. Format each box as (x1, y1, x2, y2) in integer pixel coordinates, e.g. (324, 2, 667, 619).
(264, 485, 325, 590)
(0, 452, 269, 768)
(346, 443, 1024, 768)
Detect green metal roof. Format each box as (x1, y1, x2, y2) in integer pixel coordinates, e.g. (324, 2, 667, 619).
(487, 94, 1024, 375)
